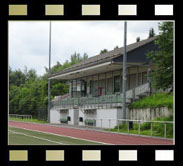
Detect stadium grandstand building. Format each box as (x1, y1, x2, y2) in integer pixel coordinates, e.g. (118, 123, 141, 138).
(48, 36, 159, 128)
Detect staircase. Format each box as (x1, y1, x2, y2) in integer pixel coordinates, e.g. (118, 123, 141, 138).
(125, 82, 151, 105)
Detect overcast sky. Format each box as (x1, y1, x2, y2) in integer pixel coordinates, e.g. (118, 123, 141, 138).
(9, 21, 161, 76)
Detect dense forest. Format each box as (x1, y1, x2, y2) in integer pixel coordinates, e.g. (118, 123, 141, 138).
(9, 52, 88, 117)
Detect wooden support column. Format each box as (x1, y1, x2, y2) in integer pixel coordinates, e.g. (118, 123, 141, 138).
(92, 75, 94, 96)
(136, 66, 139, 87)
(105, 72, 107, 95)
(71, 80, 73, 98)
(85, 76, 87, 97)
(147, 63, 151, 82)
(112, 71, 114, 94)
(98, 74, 99, 96)
(120, 69, 122, 93)
(147, 63, 151, 93)
(76, 79, 77, 97)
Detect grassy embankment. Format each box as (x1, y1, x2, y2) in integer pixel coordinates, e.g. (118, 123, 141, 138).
(106, 92, 174, 138)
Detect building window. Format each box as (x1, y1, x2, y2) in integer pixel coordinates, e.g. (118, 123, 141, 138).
(129, 74, 136, 89)
(99, 79, 105, 96)
(114, 76, 120, 93)
(142, 72, 147, 84)
(138, 73, 142, 86)
(107, 78, 113, 95)
(71, 79, 86, 97)
(90, 80, 92, 95)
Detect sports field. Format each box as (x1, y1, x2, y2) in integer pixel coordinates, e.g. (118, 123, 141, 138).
(9, 127, 102, 145)
(9, 121, 173, 145)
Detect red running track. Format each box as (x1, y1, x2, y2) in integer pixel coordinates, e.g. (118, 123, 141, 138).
(9, 121, 173, 145)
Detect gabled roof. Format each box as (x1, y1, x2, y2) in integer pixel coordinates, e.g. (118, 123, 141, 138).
(49, 36, 157, 79)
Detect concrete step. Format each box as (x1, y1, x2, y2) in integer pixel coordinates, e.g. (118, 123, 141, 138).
(134, 96, 140, 100)
(136, 92, 148, 97)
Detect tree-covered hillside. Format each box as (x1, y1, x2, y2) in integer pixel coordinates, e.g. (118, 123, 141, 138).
(9, 53, 88, 117)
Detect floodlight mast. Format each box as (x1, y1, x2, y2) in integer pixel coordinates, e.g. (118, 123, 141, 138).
(122, 21, 127, 120)
(48, 21, 52, 123)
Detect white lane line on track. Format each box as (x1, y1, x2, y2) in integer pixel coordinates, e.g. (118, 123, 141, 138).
(9, 130, 64, 145)
(9, 120, 172, 141)
(9, 126, 110, 145)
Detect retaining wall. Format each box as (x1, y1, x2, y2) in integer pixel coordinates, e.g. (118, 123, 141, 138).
(129, 107, 173, 121)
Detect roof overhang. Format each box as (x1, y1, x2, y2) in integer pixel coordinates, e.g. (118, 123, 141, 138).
(49, 61, 144, 80)
(49, 61, 112, 80)
(48, 37, 157, 80)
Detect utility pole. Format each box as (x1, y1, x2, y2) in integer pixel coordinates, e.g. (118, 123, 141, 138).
(122, 21, 127, 120)
(48, 21, 52, 123)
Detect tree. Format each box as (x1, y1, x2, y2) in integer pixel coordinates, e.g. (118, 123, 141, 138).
(51, 82, 69, 97)
(148, 28, 155, 38)
(100, 49, 108, 54)
(25, 69, 38, 81)
(9, 68, 26, 86)
(9, 85, 20, 114)
(9, 52, 89, 117)
(147, 22, 173, 90)
(70, 52, 81, 64)
(136, 37, 140, 42)
(83, 53, 88, 60)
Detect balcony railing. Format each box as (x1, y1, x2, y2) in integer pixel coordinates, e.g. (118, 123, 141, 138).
(51, 82, 150, 109)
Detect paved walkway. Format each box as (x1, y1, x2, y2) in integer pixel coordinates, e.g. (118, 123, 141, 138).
(9, 121, 173, 145)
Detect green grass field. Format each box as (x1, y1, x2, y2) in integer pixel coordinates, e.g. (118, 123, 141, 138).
(9, 127, 102, 145)
(9, 117, 48, 123)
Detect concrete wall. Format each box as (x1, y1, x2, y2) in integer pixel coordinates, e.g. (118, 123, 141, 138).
(50, 108, 82, 125)
(68, 109, 74, 125)
(78, 108, 123, 128)
(50, 107, 172, 128)
(129, 107, 172, 121)
(50, 108, 123, 128)
(50, 109, 60, 124)
(96, 109, 117, 128)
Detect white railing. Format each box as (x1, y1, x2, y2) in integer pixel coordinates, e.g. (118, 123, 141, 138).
(126, 89, 133, 99)
(54, 93, 71, 101)
(82, 118, 173, 139)
(51, 82, 151, 109)
(135, 82, 150, 96)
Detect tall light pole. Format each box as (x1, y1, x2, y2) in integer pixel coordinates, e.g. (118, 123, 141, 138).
(48, 21, 52, 123)
(122, 21, 127, 120)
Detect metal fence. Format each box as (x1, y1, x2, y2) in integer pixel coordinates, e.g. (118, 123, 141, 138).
(82, 118, 174, 139)
(9, 114, 32, 122)
(38, 107, 47, 121)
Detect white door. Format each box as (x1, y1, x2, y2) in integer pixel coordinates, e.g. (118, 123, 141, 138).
(74, 110, 79, 125)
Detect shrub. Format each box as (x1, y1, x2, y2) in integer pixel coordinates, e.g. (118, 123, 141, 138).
(151, 115, 173, 137)
(112, 115, 173, 138)
(140, 122, 151, 130)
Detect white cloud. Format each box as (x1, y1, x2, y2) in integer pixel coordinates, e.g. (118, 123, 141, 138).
(9, 21, 161, 76)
